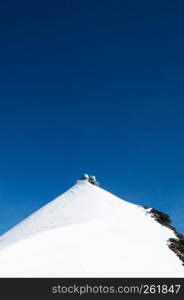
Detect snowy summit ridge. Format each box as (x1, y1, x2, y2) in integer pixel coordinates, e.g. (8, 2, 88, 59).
(0, 176, 183, 277)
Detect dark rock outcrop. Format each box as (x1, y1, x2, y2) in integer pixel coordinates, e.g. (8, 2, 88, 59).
(141, 205, 184, 266)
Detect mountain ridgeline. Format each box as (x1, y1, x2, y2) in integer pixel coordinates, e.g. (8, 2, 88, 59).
(0, 177, 183, 277)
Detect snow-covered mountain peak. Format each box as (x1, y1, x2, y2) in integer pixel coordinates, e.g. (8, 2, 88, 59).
(0, 180, 134, 248)
(0, 178, 183, 277)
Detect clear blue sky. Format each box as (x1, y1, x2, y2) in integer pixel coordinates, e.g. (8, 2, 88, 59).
(0, 0, 184, 235)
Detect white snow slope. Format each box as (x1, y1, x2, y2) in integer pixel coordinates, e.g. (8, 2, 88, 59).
(0, 180, 183, 277)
